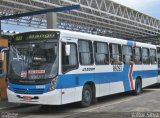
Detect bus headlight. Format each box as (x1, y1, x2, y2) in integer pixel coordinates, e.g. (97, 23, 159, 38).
(49, 78, 57, 91)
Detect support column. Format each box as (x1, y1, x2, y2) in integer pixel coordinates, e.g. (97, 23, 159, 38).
(46, 12, 57, 29)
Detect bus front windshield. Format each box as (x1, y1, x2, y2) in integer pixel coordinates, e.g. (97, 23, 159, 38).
(9, 42, 58, 83)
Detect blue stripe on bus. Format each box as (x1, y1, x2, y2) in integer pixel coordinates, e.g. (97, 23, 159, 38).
(56, 68, 158, 91)
(8, 83, 50, 94)
(8, 68, 158, 93)
(133, 70, 158, 79)
(127, 40, 134, 46)
(57, 65, 131, 90)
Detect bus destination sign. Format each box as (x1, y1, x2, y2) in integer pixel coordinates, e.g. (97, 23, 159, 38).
(14, 31, 59, 41)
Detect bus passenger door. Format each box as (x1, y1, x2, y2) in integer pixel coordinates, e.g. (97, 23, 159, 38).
(61, 40, 78, 104)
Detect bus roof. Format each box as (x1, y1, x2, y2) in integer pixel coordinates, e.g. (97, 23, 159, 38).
(15, 29, 156, 48)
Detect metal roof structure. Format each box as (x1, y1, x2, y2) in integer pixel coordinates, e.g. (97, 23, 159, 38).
(0, 0, 160, 44)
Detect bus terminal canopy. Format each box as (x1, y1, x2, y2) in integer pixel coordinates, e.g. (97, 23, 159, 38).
(0, 4, 80, 37)
(0, 0, 160, 44)
(0, 5, 80, 20)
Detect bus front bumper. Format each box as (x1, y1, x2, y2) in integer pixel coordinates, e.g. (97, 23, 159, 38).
(7, 88, 62, 105)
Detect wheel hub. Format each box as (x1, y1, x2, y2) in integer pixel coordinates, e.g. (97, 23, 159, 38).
(84, 90, 91, 102)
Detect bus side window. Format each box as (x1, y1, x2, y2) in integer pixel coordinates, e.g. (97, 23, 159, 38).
(62, 42, 78, 73)
(122, 45, 133, 64)
(150, 49, 157, 64)
(133, 47, 142, 64)
(142, 48, 150, 64)
(78, 40, 93, 65)
(109, 43, 122, 65)
(94, 41, 109, 65)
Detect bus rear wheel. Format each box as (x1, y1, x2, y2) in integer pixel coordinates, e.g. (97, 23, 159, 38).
(81, 85, 92, 107)
(134, 78, 142, 95)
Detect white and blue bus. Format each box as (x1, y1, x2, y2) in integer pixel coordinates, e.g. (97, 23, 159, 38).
(7, 30, 158, 107)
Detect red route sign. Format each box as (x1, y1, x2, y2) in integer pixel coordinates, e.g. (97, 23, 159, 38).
(21, 70, 45, 78)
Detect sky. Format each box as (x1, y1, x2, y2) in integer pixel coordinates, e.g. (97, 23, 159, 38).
(2, 0, 160, 32)
(111, 0, 160, 19)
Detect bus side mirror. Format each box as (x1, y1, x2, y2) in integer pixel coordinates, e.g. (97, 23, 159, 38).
(1, 47, 9, 61)
(65, 44, 70, 56)
(0, 47, 9, 78)
(1, 52, 4, 61)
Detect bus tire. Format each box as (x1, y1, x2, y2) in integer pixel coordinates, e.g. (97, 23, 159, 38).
(81, 84, 92, 107)
(134, 78, 142, 95)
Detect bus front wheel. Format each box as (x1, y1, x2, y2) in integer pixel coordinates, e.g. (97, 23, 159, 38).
(134, 78, 142, 95)
(81, 85, 92, 107)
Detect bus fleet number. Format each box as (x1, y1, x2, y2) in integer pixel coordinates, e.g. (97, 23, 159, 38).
(113, 65, 122, 72)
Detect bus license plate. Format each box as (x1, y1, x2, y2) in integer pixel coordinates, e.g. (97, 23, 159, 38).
(22, 96, 32, 100)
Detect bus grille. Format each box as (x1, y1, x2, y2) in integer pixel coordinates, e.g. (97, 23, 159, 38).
(13, 88, 45, 94)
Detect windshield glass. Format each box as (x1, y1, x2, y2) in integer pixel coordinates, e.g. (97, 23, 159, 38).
(9, 42, 58, 81)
